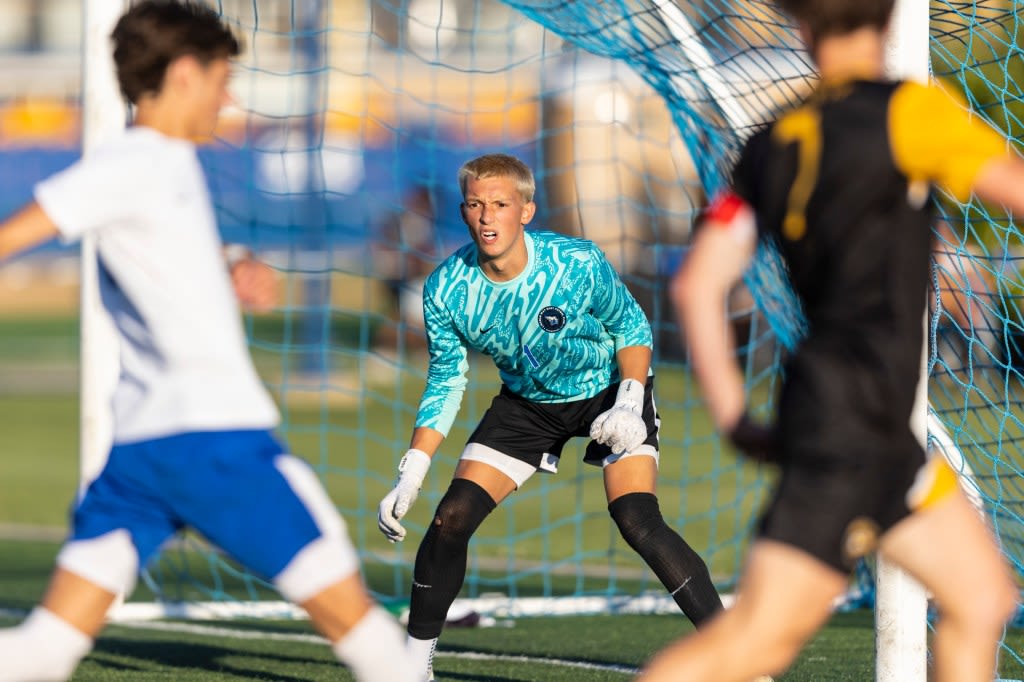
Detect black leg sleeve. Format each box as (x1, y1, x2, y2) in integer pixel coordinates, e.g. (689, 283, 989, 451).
(609, 491, 723, 627)
(407, 478, 497, 639)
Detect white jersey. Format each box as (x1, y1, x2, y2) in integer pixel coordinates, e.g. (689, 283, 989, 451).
(35, 126, 280, 443)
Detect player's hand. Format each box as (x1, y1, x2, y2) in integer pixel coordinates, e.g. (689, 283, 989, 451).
(377, 448, 432, 542)
(727, 413, 779, 463)
(590, 378, 648, 455)
(230, 257, 278, 312)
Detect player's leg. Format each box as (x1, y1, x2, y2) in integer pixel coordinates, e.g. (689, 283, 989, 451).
(406, 458, 519, 680)
(590, 377, 723, 627)
(266, 461, 414, 682)
(164, 430, 415, 682)
(0, 562, 123, 682)
(877, 461, 1017, 682)
(639, 539, 847, 681)
(296, 570, 417, 682)
(405, 390, 559, 679)
(602, 454, 723, 626)
(0, 441, 169, 682)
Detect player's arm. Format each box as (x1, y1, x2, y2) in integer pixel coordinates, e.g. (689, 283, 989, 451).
(588, 244, 654, 356)
(408, 425, 445, 458)
(0, 202, 61, 261)
(971, 157, 1024, 215)
(588, 342, 653, 454)
(413, 283, 470, 442)
(223, 244, 277, 312)
(615, 343, 652, 385)
(586, 246, 654, 454)
(891, 81, 1024, 213)
(378, 279, 468, 542)
(671, 193, 755, 432)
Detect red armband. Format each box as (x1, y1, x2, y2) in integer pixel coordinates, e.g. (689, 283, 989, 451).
(706, 192, 747, 224)
(704, 192, 756, 242)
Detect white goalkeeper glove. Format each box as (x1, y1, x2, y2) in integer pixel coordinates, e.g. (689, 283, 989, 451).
(589, 378, 648, 455)
(378, 448, 432, 543)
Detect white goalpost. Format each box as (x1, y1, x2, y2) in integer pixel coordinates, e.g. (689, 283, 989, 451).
(875, 0, 931, 678)
(78, 0, 124, 498)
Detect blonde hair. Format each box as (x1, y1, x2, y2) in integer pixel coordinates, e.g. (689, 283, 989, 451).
(458, 153, 535, 203)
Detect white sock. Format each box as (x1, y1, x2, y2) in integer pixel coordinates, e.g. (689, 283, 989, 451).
(331, 606, 418, 682)
(407, 634, 438, 681)
(0, 607, 93, 681)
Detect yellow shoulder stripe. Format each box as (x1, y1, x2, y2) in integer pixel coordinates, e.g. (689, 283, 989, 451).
(889, 81, 1007, 202)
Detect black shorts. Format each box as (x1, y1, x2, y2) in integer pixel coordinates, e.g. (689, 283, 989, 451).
(461, 377, 660, 485)
(757, 353, 927, 572)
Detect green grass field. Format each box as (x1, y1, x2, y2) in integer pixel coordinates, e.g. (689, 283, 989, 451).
(0, 315, 1022, 680)
(0, 542, 886, 682)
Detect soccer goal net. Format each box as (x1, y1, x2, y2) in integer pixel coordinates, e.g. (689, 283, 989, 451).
(82, 0, 1022, 674)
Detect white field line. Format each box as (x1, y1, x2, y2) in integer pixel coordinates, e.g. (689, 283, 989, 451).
(0, 523, 66, 542)
(114, 614, 638, 675)
(17, 616, 639, 677)
(120, 620, 639, 674)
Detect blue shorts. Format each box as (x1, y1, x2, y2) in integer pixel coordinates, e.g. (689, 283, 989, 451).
(71, 430, 327, 581)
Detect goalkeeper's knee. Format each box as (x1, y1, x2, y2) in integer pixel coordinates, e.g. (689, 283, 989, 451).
(0, 608, 93, 681)
(421, 478, 497, 554)
(609, 491, 669, 550)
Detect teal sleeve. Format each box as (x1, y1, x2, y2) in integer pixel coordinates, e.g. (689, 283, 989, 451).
(589, 246, 653, 351)
(414, 280, 469, 436)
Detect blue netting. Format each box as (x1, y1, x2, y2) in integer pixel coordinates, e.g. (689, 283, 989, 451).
(136, 10, 1023, 669)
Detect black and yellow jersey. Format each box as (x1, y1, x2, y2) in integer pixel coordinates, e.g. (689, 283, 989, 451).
(733, 79, 1006, 427)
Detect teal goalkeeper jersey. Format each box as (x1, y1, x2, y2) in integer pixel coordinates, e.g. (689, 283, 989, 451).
(415, 230, 653, 436)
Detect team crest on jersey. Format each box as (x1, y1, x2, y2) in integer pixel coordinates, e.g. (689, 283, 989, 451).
(538, 306, 566, 332)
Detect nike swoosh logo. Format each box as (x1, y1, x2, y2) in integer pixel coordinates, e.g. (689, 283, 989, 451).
(480, 324, 496, 334)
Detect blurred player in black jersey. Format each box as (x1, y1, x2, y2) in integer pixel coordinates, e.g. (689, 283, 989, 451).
(640, 0, 1021, 680)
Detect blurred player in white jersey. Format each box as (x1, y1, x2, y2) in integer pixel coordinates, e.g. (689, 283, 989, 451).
(377, 153, 723, 681)
(0, 2, 415, 681)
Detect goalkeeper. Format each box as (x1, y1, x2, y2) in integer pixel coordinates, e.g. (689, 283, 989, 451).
(377, 152, 723, 681)
(641, 0, 1021, 680)
(0, 3, 414, 681)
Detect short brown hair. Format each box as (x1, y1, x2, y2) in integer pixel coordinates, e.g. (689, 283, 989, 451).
(112, 1, 240, 104)
(777, 0, 894, 45)
(458, 153, 536, 203)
